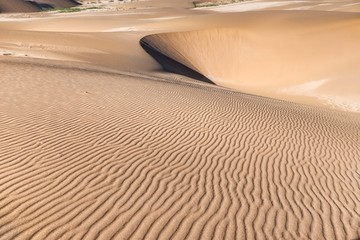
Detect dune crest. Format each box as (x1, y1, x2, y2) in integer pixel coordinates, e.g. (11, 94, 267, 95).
(141, 11, 360, 111)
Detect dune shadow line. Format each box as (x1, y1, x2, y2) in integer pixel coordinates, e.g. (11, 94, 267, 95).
(140, 38, 214, 84)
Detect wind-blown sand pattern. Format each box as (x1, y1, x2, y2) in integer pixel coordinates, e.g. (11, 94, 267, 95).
(0, 0, 360, 239)
(0, 58, 359, 239)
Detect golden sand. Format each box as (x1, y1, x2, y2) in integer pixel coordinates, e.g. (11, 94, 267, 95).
(0, 0, 359, 239)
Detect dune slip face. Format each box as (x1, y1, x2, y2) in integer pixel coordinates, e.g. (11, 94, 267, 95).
(141, 11, 360, 112)
(140, 39, 214, 84)
(0, 58, 359, 239)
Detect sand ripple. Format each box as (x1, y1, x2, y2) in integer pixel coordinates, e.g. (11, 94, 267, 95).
(0, 59, 359, 239)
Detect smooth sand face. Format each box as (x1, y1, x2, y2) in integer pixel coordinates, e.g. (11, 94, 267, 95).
(141, 11, 360, 112)
(0, 0, 360, 239)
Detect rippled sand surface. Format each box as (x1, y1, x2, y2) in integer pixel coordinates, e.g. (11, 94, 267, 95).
(0, 0, 359, 239)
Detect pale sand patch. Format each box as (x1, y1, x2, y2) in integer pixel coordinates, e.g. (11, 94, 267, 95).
(144, 16, 184, 21)
(198, 0, 360, 12)
(287, 3, 333, 10)
(199, 0, 306, 12)
(103, 26, 146, 32)
(343, 2, 360, 7)
(281, 79, 330, 95)
(103, 16, 185, 32)
(281, 79, 360, 112)
(321, 95, 360, 113)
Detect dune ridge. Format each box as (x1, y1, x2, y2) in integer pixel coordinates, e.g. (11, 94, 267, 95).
(140, 39, 213, 84)
(141, 11, 360, 112)
(0, 58, 359, 239)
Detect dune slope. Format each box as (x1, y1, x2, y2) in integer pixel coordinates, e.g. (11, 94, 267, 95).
(0, 0, 40, 13)
(34, 0, 79, 9)
(0, 57, 359, 239)
(0, 0, 79, 13)
(141, 11, 360, 111)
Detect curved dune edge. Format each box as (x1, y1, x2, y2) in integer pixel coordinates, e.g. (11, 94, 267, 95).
(141, 11, 360, 112)
(0, 58, 359, 239)
(140, 38, 213, 84)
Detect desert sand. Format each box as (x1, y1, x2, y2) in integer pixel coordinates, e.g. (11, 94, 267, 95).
(0, 0, 359, 239)
(0, 0, 79, 13)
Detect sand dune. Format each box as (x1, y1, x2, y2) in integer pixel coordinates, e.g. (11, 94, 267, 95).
(0, 0, 79, 13)
(0, 57, 359, 239)
(0, 0, 360, 239)
(201, 0, 360, 12)
(34, 0, 80, 9)
(0, 0, 40, 13)
(141, 11, 360, 111)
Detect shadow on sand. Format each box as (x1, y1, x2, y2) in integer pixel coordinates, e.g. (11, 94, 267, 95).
(140, 38, 214, 84)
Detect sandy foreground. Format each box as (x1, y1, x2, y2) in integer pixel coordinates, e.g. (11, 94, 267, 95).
(0, 0, 360, 239)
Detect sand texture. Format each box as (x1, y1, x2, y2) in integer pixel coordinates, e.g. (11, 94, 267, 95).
(0, 58, 359, 239)
(0, 0, 360, 239)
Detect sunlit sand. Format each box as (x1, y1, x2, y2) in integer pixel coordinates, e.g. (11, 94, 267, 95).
(0, 0, 359, 239)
